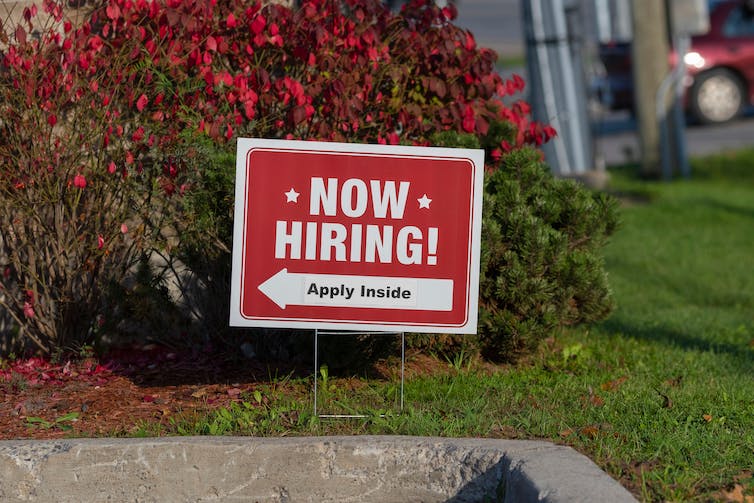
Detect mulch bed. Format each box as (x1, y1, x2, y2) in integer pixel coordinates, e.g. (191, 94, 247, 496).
(0, 346, 298, 440)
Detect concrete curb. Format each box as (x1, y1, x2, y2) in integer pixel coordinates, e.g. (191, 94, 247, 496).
(0, 436, 637, 502)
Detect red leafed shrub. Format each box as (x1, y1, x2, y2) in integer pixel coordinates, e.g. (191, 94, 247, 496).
(0, 1, 190, 353)
(82, 0, 551, 148)
(0, 0, 556, 356)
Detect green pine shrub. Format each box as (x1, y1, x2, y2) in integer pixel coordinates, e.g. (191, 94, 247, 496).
(478, 147, 619, 360)
(170, 136, 237, 348)
(425, 129, 619, 361)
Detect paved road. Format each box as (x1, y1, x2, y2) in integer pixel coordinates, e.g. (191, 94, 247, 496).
(593, 112, 754, 166)
(453, 0, 754, 167)
(454, 0, 523, 57)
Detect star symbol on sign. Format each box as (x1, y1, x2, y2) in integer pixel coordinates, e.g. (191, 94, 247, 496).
(418, 193, 432, 209)
(285, 187, 299, 203)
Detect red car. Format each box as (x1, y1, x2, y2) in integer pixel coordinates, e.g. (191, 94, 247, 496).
(599, 0, 754, 124)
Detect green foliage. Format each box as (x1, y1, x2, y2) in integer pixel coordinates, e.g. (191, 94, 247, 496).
(171, 135, 237, 346)
(426, 129, 618, 361)
(98, 257, 191, 349)
(167, 390, 310, 437)
(26, 412, 79, 431)
(430, 129, 483, 150)
(477, 147, 619, 360)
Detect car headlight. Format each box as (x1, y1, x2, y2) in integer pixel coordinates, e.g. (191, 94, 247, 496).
(683, 51, 705, 69)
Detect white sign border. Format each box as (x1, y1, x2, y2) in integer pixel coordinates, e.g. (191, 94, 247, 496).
(229, 138, 484, 334)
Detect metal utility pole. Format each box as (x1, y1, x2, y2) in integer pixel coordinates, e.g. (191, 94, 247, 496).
(630, 0, 670, 178)
(522, 0, 595, 180)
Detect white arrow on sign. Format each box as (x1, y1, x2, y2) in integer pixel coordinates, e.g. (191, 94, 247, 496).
(258, 268, 453, 311)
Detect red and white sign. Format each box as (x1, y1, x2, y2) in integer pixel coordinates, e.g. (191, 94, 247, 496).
(230, 139, 484, 333)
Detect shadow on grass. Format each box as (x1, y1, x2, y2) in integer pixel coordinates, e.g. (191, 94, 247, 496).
(690, 149, 754, 183)
(600, 317, 754, 374)
(691, 197, 754, 221)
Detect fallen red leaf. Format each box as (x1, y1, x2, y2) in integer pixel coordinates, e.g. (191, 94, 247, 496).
(579, 425, 600, 439)
(191, 388, 208, 399)
(600, 376, 628, 392)
(590, 394, 605, 407)
(721, 484, 754, 503)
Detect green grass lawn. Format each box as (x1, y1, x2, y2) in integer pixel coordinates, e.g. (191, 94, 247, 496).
(143, 150, 754, 502)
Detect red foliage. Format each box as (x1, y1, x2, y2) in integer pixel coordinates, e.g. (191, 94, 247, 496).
(78, 0, 552, 154)
(2, 0, 551, 196)
(1, 357, 113, 387)
(0, 0, 554, 354)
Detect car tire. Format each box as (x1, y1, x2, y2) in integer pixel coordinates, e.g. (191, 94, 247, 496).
(689, 68, 745, 125)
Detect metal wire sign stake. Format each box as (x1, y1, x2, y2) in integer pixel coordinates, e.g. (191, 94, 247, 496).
(313, 330, 405, 419)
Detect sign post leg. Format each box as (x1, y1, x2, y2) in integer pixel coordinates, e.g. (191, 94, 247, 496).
(313, 329, 319, 417)
(400, 331, 405, 411)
